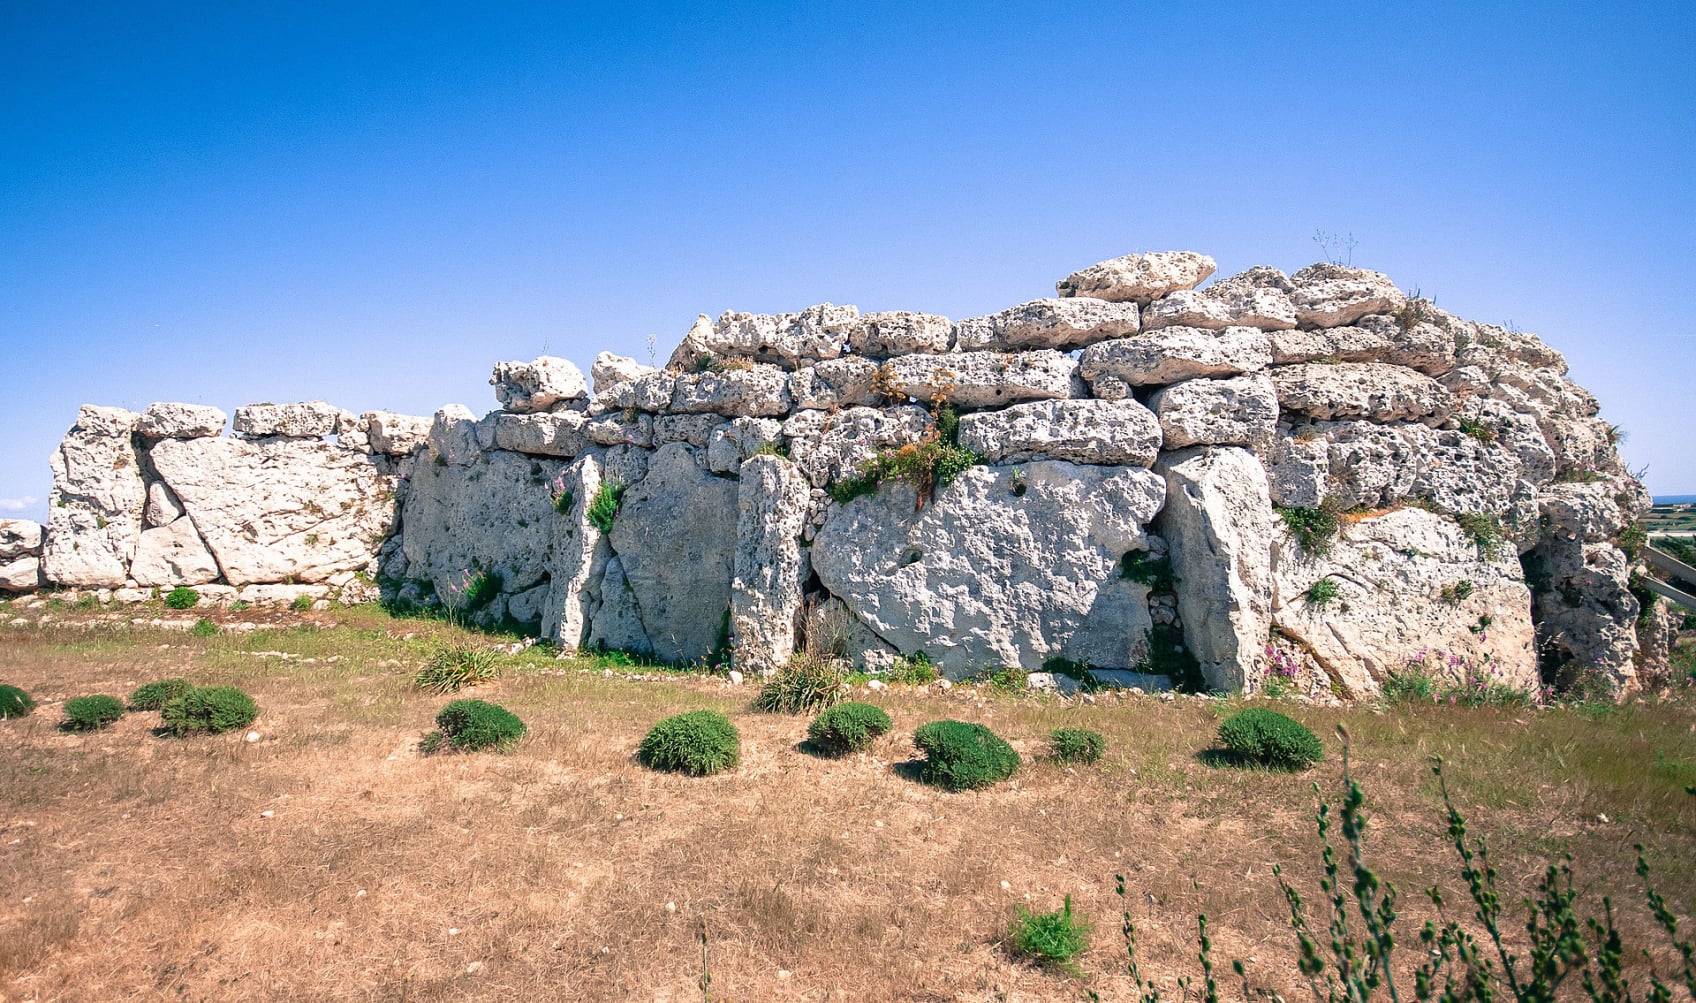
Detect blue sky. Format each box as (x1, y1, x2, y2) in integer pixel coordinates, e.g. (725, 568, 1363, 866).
(3, 2, 1693, 520)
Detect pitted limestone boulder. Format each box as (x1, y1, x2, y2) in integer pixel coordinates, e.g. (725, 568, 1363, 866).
(492, 411, 590, 458)
(957, 399, 1161, 466)
(400, 448, 564, 605)
(605, 442, 739, 664)
(707, 418, 784, 474)
(789, 356, 882, 411)
(150, 436, 399, 586)
(129, 516, 222, 587)
(1055, 250, 1216, 304)
(1525, 538, 1640, 692)
(540, 453, 612, 650)
(668, 365, 793, 417)
(137, 402, 227, 439)
(0, 520, 43, 561)
(491, 356, 589, 413)
(1153, 447, 1274, 693)
(782, 406, 933, 489)
(1269, 420, 1528, 517)
(1269, 315, 1456, 376)
(811, 462, 1166, 675)
(1143, 266, 1297, 331)
(953, 298, 1140, 352)
(1148, 375, 1278, 449)
(597, 370, 677, 414)
(1272, 363, 1453, 424)
(1272, 507, 1537, 698)
(1288, 263, 1406, 328)
(0, 556, 40, 592)
(848, 311, 954, 357)
(886, 350, 1080, 408)
(590, 352, 654, 396)
(363, 411, 432, 456)
(42, 405, 146, 587)
(731, 455, 812, 669)
(232, 401, 342, 439)
(669, 305, 858, 369)
(1079, 326, 1272, 387)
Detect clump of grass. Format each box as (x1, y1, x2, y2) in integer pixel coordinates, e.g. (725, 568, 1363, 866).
(190, 618, 218, 637)
(1277, 500, 1342, 555)
(1049, 728, 1105, 764)
(976, 665, 1029, 693)
(414, 641, 501, 693)
(429, 698, 526, 753)
(1455, 511, 1506, 558)
(1119, 551, 1176, 590)
(1215, 707, 1322, 770)
(1457, 413, 1497, 443)
(912, 720, 1020, 790)
(1142, 624, 1206, 693)
(587, 481, 626, 534)
(887, 651, 938, 685)
(638, 710, 740, 776)
(161, 686, 259, 735)
(289, 594, 314, 612)
(755, 654, 847, 714)
(1007, 894, 1089, 973)
(61, 695, 125, 732)
(128, 678, 193, 711)
(0, 684, 34, 719)
(164, 586, 200, 610)
(1439, 579, 1475, 605)
(1380, 668, 1439, 703)
(828, 438, 981, 506)
(1304, 578, 1341, 608)
(806, 701, 892, 756)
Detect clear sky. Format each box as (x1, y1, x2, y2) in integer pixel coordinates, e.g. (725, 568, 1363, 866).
(3, 2, 1693, 521)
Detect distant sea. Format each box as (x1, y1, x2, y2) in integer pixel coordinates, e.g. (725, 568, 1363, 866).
(1654, 495, 1696, 505)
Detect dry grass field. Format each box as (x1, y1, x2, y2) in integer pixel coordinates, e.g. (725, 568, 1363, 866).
(1, 601, 1693, 1002)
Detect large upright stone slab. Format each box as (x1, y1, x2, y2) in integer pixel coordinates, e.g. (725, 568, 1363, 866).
(1272, 507, 1537, 698)
(541, 453, 611, 650)
(42, 405, 145, 587)
(605, 442, 739, 664)
(150, 437, 399, 586)
(731, 455, 812, 669)
(812, 462, 1166, 675)
(129, 517, 222, 587)
(400, 448, 565, 604)
(1153, 447, 1274, 692)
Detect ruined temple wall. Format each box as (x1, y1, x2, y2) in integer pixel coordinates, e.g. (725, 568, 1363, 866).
(9, 250, 1657, 697)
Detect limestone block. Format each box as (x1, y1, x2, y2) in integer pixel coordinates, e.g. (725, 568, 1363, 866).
(1272, 363, 1453, 424)
(491, 356, 589, 413)
(42, 405, 145, 587)
(129, 517, 221, 587)
(232, 401, 341, 439)
(137, 402, 226, 439)
(847, 311, 954, 357)
(953, 298, 1140, 352)
(363, 411, 432, 456)
(1289, 263, 1406, 328)
(1079, 326, 1272, 387)
(1055, 250, 1216, 304)
(1148, 375, 1278, 449)
(957, 399, 1161, 466)
(885, 350, 1080, 408)
(492, 411, 590, 458)
(731, 455, 812, 669)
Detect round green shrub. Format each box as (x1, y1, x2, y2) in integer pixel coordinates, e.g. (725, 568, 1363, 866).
(638, 709, 740, 776)
(129, 678, 193, 711)
(1049, 727, 1105, 764)
(1216, 707, 1323, 770)
(806, 701, 893, 756)
(163, 586, 200, 610)
(161, 686, 259, 735)
(0, 684, 34, 719)
(435, 699, 526, 752)
(62, 695, 125, 731)
(912, 720, 1020, 790)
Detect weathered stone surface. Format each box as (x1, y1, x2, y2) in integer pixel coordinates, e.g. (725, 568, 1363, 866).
(591, 352, 654, 396)
(1458, 398, 1557, 487)
(1079, 327, 1272, 387)
(1272, 507, 1537, 698)
(886, 350, 1080, 408)
(954, 298, 1140, 352)
(1537, 482, 1632, 543)
(812, 462, 1166, 675)
(668, 365, 793, 417)
(1289, 263, 1405, 328)
(540, 453, 611, 650)
(732, 455, 812, 669)
(789, 356, 882, 411)
(232, 401, 341, 439)
(0, 520, 43, 560)
(363, 411, 431, 456)
(1526, 538, 1640, 693)
(426, 405, 484, 466)
(1148, 375, 1278, 448)
(1088, 373, 1132, 401)
(492, 411, 590, 457)
(1544, 416, 1623, 480)
(1262, 433, 1329, 508)
(1143, 267, 1297, 331)
(782, 406, 933, 489)
(707, 418, 784, 474)
(1273, 363, 1453, 424)
(649, 414, 717, 448)
(1288, 420, 1528, 516)
(958, 399, 1161, 466)
(491, 356, 589, 413)
(804, 596, 899, 672)
(42, 405, 145, 587)
(0, 555, 41, 592)
(137, 402, 226, 439)
(597, 370, 677, 414)
(400, 448, 563, 604)
(129, 517, 222, 587)
(1153, 447, 1273, 692)
(149, 437, 398, 587)
(585, 412, 655, 449)
(1056, 250, 1217, 304)
(236, 583, 330, 606)
(669, 304, 857, 369)
(584, 555, 649, 654)
(848, 311, 954, 357)
(1269, 314, 1455, 375)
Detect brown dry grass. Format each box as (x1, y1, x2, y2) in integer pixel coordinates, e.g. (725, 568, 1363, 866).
(0, 602, 1693, 1002)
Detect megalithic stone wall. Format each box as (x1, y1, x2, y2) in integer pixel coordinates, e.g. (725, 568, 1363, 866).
(13, 251, 1673, 699)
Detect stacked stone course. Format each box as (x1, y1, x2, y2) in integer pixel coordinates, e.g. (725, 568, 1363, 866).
(8, 250, 1669, 698)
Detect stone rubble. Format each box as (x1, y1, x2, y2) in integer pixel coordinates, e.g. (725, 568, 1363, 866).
(16, 248, 1657, 697)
